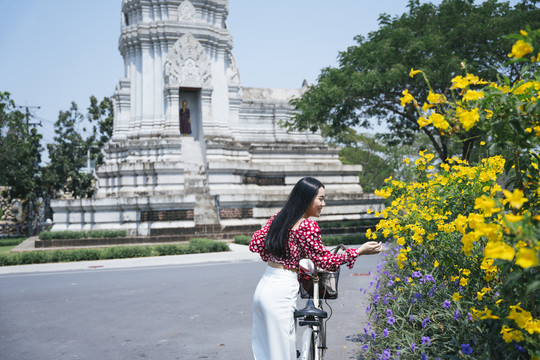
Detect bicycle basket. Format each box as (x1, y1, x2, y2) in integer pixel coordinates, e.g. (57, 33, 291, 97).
(298, 268, 340, 300)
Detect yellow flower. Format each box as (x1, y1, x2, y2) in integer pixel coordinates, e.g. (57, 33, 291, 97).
(515, 247, 539, 268)
(459, 277, 468, 286)
(474, 195, 500, 217)
(504, 213, 523, 223)
(507, 303, 537, 333)
(456, 107, 480, 131)
(485, 109, 493, 119)
(375, 188, 392, 199)
(520, 30, 528, 36)
(409, 68, 422, 78)
(477, 287, 490, 301)
(400, 89, 417, 107)
(463, 90, 485, 101)
(427, 91, 446, 104)
(480, 307, 500, 320)
(500, 325, 525, 343)
(430, 112, 450, 130)
(462, 269, 471, 276)
(434, 260, 439, 268)
(484, 241, 515, 261)
(417, 116, 431, 129)
(422, 102, 434, 112)
(503, 189, 528, 209)
(402, 157, 409, 164)
(451, 75, 470, 89)
(508, 40, 533, 58)
(452, 292, 462, 302)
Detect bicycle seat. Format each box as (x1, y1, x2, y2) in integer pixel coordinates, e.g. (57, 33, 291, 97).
(294, 299, 328, 319)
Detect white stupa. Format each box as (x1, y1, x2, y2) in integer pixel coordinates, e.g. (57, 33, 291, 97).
(50, 0, 381, 237)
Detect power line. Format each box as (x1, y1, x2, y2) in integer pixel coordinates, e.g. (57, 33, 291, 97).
(15, 104, 41, 132)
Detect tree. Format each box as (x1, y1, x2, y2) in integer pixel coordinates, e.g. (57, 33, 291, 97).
(0, 92, 43, 200)
(339, 132, 433, 192)
(284, 0, 540, 163)
(43, 102, 95, 198)
(87, 96, 114, 167)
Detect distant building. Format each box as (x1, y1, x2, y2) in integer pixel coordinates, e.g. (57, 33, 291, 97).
(50, 0, 382, 237)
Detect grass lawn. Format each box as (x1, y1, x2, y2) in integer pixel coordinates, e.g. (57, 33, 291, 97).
(0, 238, 26, 256)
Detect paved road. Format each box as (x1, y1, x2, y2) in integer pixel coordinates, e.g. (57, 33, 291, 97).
(0, 246, 380, 360)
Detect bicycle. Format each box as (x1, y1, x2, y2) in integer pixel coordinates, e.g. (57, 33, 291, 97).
(294, 245, 346, 360)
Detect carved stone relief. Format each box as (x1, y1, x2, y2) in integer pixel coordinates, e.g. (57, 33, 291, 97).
(164, 33, 212, 89)
(178, 0, 198, 22)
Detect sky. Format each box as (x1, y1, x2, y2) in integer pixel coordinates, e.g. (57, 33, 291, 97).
(0, 0, 523, 151)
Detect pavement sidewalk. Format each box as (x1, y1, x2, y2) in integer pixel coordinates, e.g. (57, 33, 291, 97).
(0, 242, 260, 275)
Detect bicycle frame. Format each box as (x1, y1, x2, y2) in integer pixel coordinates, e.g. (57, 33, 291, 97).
(296, 245, 347, 360)
(296, 264, 326, 360)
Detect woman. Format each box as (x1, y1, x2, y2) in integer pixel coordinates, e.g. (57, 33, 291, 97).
(249, 177, 382, 360)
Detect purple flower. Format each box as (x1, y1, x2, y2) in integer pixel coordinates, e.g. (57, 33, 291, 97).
(461, 343, 473, 355)
(454, 310, 460, 320)
(443, 300, 451, 309)
(361, 344, 369, 351)
(422, 353, 429, 360)
(422, 318, 430, 329)
(515, 343, 526, 353)
(386, 309, 393, 317)
(422, 336, 431, 345)
(387, 280, 394, 287)
(420, 274, 435, 284)
(382, 348, 391, 360)
(383, 328, 389, 337)
(468, 312, 473, 322)
(387, 316, 396, 325)
(409, 314, 415, 322)
(371, 331, 377, 340)
(411, 342, 417, 353)
(412, 271, 422, 278)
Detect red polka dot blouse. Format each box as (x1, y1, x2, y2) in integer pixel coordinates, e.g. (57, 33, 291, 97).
(249, 215, 360, 272)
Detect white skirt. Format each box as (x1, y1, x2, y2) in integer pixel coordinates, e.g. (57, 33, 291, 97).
(252, 265, 299, 360)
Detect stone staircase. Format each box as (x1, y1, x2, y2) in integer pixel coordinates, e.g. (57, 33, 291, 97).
(181, 137, 220, 225)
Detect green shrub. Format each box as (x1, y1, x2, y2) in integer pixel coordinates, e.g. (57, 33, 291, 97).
(38, 229, 127, 240)
(319, 218, 379, 229)
(154, 244, 190, 256)
(0, 238, 26, 246)
(323, 233, 368, 246)
(0, 239, 229, 266)
(189, 238, 229, 253)
(234, 235, 251, 245)
(102, 246, 152, 259)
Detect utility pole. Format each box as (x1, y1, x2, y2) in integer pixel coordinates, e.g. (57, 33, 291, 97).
(16, 104, 41, 132)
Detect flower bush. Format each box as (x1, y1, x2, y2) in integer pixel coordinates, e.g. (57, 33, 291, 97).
(360, 29, 539, 359)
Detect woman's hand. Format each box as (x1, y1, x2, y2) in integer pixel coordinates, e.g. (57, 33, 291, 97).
(357, 241, 382, 255)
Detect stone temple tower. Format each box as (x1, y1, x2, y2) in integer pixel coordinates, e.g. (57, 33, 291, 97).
(50, 0, 381, 237)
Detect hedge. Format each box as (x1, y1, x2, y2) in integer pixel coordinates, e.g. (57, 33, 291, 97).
(39, 229, 127, 240)
(0, 238, 229, 266)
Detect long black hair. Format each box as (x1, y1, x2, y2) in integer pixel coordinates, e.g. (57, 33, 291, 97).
(265, 177, 324, 258)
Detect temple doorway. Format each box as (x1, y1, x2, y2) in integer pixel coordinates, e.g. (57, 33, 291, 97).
(179, 87, 201, 140)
